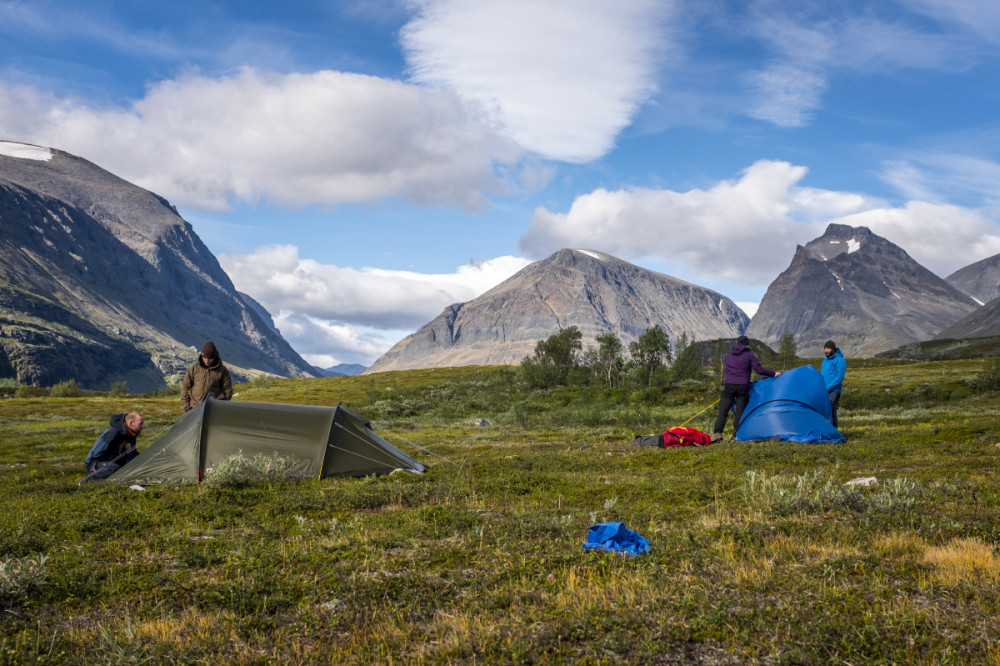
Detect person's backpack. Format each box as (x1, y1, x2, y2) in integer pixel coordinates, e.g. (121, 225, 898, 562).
(661, 426, 712, 447)
(632, 427, 712, 448)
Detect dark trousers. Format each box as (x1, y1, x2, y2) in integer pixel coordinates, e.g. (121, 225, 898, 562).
(713, 384, 750, 434)
(829, 390, 841, 428)
(81, 461, 121, 484)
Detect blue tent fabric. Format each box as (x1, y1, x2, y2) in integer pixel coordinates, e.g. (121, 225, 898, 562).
(735, 365, 845, 444)
(582, 522, 650, 556)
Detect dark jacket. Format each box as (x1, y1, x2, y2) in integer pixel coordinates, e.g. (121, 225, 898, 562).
(181, 354, 233, 410)
(84, 413, 139, 471)
(722, 343, 777, 386)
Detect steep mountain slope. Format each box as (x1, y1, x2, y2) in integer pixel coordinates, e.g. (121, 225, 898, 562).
(366, 248, 749, 373)
(0, 141, 315, 390)
(946, 253, 1000, 304)
(745, 224, 976, 356)
(935, 295, 1000, 339)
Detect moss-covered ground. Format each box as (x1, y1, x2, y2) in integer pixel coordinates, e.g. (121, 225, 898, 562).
(1, 359, 999, 664)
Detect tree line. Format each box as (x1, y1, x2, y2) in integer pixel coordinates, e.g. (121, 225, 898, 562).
(520, 326, 799, 390)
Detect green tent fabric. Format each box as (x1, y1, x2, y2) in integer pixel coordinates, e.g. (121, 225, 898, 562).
(108, 397, 426, 485)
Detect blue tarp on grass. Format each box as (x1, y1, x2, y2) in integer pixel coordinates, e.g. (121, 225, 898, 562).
(582, 522, 650, 556)
(735, 365, 844, 444)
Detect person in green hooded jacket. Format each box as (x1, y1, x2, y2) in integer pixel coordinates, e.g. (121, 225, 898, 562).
(181, 340, 233, 411)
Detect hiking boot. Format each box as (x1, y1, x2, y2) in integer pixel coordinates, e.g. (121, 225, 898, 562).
(710, 433, 723, 444)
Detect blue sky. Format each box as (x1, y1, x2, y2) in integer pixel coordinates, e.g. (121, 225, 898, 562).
(2, 0, 1000, 367)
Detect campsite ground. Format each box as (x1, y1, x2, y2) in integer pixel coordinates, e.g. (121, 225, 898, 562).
(1, 359, 999, 663)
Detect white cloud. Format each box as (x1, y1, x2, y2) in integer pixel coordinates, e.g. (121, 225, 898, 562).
(519, 159, 1000, 286)
(218, 246, 531, 365)
(219, 245, 531, 330)
(0, 69, 522, 211)
(520, 160, 870, 284)
(270, 312, 401, 368)
(401, 0, 670, 162)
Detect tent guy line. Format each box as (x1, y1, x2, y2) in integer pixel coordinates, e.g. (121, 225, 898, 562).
(332, 420, 460, 468)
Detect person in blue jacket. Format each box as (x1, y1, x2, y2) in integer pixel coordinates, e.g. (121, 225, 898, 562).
(81, 412, 144, 483)
(712, 336, 780, 442)
(821, 340, 846, 427)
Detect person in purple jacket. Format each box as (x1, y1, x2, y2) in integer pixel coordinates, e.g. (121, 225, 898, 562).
(711, 336, 780, 442)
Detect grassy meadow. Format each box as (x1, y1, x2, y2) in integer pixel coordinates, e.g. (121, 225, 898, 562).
(2, 358, 1000, 664)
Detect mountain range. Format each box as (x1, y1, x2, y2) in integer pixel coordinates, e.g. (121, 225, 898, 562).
(4, 141, 1000, 386)
(0, 141, 314, 391)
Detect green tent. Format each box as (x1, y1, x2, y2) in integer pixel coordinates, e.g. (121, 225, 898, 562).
(109, 397, 426, 485)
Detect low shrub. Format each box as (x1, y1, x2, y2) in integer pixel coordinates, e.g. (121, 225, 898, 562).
(973, 359, 1000, 393)
(742, 466, 919, 515)
(205, 452, 297, 487)
(49, 379, 81, 398)
(108, 381, 128, 398)
(0, 553, 48, 604)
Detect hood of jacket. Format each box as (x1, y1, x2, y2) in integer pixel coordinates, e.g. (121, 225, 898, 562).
(108, 412, 128, 433)
(200, 354, 223, 369)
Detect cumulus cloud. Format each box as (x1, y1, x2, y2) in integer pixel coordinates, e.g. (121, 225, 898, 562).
(519, 159, 1000, 285)
(0, 69, 522, 211)
(218, 246, 531, 365)
(269, 312, 402, 368)
(220, 244, 530, 328)
(401, 0, 670, 162)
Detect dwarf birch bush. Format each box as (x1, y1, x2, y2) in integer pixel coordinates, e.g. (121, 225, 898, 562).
(49, 379, 81, 398)
(742, 467, 919, 515)
(206, 452, 296, 487)
(0, 553, 48, 603)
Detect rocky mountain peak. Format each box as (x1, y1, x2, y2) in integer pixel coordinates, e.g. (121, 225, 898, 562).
(366, 248, 749, 373)
(802, 223, 874, 262)
(746, 223, 976, 356)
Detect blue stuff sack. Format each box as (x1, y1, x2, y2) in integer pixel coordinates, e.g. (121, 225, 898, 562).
(582, 522, 650, 556)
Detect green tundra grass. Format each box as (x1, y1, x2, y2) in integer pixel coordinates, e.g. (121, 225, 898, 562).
(1, 358, 999, 664)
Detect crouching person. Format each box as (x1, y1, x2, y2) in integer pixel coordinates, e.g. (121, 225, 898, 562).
(81, 412, 144, 483)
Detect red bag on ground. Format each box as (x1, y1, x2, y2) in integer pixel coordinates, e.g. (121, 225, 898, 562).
(661, 427, 712, 447)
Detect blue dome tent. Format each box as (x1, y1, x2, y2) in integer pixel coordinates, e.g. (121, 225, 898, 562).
(735, 365, 844, 444)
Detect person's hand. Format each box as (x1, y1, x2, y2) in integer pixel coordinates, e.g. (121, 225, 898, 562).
(774, 371, 782, 377)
